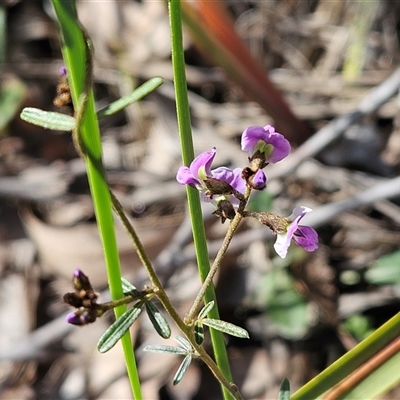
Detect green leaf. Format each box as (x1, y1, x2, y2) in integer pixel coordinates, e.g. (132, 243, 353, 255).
(174, 336, 192, 352)
(20, 107, 75, 131)
(97, 77, 163, 119)
(173, 354, 192, 385)
(198, 300, 215, 320)
(98, 302, 143, 353)
(121, 277, 140, 296)
(145, 301, 171, 339)
(143, 345, 188, 356)
(278, 378, 290, 400)
(194, 322, 204, 345)
(365, 250, 400, 285)
(202, 319, 249, 339)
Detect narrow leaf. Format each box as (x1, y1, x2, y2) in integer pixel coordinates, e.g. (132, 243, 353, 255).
(173, 354, 192, 385)
(20, 107, 75, 131)
(97, 77, 164, 119)
(145, 301, 171, 339)
(202, 319, 250, 339)
(121, 277, 140, 296)
(98, 302, 143, 353)
(194, 322, 204, 345)
(174, 336, 192, 352)
(278, 378, 290, 400)
(198, 300, 215, 320)
(143, 344, 188, 356)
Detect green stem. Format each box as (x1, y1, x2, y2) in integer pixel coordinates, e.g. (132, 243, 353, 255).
(98, 289, 154, 312)
(168, 1, 234, 398)
(186, 187, 251, 321)
(111, 189, 243, 399)
(50, 2, 142, 398)
(186, 212, 243, 321)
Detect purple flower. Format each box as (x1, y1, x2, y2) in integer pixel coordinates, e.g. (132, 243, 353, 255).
(177, 148, 216, 190)
(177, 148, 246, 206)
(241, 125, 291, 164)
(274, 206, 318, 258)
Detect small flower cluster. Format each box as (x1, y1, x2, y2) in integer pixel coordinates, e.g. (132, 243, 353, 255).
(64, 269, 104, 325)
(177, 125, 318, 258)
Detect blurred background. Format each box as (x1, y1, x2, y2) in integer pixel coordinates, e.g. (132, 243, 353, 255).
(1, 0, 400, 399)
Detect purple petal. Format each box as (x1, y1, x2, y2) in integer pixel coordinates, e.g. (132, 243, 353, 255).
(211, 167, 245, 193)
(274, 206, 317, 258)
(176, 166, 199, 188)
(211, 167, 246, 206)
(288, 206, 312, 223)
(274, 209, 301, 258)
(228, 168, 246, 194)
(293, 226, 319, 252)
(241, 125, 291, 163)
(264, 128, 291, 163)
(211, 166, 235, 184)
(241, 126, 267, 154)
(190, 147, 217, 181)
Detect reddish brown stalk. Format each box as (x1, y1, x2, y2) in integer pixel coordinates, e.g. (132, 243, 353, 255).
(323, 336, 400, 400)
(181, 0, 310, 145)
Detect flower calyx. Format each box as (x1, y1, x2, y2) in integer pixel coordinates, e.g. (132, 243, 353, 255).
(212, 199, 236, 223)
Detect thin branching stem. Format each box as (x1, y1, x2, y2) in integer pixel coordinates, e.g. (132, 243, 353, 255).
(186, 187, 252, 322)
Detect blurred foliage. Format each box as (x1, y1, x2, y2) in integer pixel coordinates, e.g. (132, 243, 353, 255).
(365, 250, 400, 285)
(247, 189, 274, 212)
(253, 267, 311, 339)
(342, 314, 375, 342)
(0, 77, 26, 133)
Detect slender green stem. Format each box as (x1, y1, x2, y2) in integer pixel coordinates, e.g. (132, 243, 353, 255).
(50, 2, 142, 398)
(186, 187, 252, 321)
(186, 212, 243, 321)
(111, 189, 243, 399)
(98, 289, 154, 312)
(168, 1, 234, 398)
(154, 289, 243, 400)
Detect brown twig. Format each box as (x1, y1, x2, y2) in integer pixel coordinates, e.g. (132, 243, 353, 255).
(322, 336, 400, 400)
